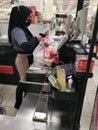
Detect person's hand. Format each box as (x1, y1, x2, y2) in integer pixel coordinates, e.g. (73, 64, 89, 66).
(36, 33, 48, 42)
(36, 35, 44, 42)
(39, 33, 46, 37)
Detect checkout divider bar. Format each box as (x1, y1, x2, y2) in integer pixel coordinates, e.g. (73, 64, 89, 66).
(19, 80, 48, 86)
(32, 82, 51, 122)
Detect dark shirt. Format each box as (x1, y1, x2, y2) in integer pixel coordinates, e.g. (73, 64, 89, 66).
(11, 27, 39, 54)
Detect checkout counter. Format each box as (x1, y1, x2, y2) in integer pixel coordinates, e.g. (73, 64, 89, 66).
(0, 26, 94, 130)
(0, 43, 18, 85)
(0, 68, 79, 130)
(0, 93, 76, 130)
(0, 3, 97, 130)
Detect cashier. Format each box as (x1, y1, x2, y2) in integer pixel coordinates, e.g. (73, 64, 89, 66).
(8, 5, 44, 109)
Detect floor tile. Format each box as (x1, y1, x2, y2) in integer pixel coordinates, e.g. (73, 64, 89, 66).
(4, 106, 17, 117)
(86, 93, 96, 104)
(0, 84, 16, 95)
(5, 94, 15, 107)
(89, 103, 95, 115)
(81, 102, 92, 117)
(0, 94, 11, 106)
(80, 116, 91, 130)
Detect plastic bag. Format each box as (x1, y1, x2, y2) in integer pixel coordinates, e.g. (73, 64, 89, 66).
(33, 42, 58, 66)
(44, 45, 57, 58)
(33, 44, 45, 65)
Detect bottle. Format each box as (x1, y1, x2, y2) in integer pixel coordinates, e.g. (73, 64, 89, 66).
(67, 75, 73, 90)
(85, 44, 90, 53)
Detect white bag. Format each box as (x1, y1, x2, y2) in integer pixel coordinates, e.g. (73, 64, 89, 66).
(33, 44, 45, 65)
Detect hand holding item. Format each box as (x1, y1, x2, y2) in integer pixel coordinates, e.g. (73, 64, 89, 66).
(36, 33, 48, 42)
(39, 33, 46, 37)
(36, 35, 44, 42)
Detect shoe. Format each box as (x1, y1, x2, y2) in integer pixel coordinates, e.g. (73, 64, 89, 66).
(14, 104, 20, 110)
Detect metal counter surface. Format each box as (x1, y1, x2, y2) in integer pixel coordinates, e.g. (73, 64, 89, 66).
(0, 93, 73, 130)
(26, 65, 51, 83)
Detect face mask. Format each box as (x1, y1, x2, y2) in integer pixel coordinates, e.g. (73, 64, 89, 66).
(25, 19, 32, 26)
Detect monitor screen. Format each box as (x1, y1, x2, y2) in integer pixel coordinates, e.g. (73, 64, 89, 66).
(70, 8, 88, 41)
(57, 34, 68, 51)
(77, 7, 88, 35)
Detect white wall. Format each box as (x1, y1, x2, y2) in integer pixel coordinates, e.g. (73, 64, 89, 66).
(88, 0, 98, 18)
(23, 0, 54, 19)
(23, 0, 43, 13)
(44, 0, 53, 18)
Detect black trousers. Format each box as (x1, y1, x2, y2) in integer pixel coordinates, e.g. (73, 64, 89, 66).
(14, 55, 33, 110)
(14, 81, 29, 109)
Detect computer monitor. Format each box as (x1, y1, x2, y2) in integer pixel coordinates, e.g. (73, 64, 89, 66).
(77, 7, 88, 35)
(57, 34, 68, 52)
(73, 7, 88, 44)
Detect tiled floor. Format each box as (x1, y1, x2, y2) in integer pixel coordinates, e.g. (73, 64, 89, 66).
(0, 84, 17, 116)
(80, 58, 98, 130)
(0, 58, 98, 130)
